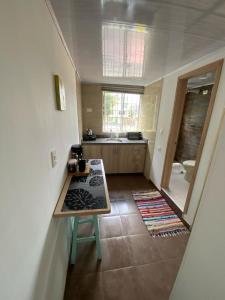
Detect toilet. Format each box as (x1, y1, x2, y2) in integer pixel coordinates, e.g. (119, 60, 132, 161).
(182, 160, 196, 183)
(172, 162, 185, 174)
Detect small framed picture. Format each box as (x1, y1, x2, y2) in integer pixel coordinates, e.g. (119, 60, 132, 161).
(54, 74, 66, 111)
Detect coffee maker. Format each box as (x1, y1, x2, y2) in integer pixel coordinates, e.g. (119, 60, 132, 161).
(71, 144, 83, 159)
(70, 144, 86, 172)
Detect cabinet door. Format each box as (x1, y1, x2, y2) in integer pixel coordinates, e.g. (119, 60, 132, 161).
(82, 145, 102, 159)
(118, 144, 146, 173)
(101, 145, 118, 174)
(132, 145, 146, 173)
(117, 145, 131, 173)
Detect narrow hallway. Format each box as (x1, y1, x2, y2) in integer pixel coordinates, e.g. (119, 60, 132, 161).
(64, 175, 189, 300)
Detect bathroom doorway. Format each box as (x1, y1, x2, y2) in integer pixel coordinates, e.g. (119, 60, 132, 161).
(161, 60, 223, 213)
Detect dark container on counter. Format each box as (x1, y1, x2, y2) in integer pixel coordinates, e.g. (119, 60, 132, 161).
(78, 159, 86, 172)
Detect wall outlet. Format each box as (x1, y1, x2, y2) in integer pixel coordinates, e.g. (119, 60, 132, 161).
(51, 151, 57, 168)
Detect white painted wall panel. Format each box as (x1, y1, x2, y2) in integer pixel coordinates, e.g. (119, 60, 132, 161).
(150, 48, 225, 225)
(170, 110, 225, 300)
(0, 1, 79, 299)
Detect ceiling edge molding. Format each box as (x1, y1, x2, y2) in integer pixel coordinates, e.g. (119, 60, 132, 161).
(44, 0, 81, 80)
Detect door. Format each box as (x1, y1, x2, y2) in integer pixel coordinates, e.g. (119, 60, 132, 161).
(161, 59, 223, 213)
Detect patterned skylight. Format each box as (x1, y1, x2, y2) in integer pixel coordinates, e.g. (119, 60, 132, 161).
(102, 23, 148, 77)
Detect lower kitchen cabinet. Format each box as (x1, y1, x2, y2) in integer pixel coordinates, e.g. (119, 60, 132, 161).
(82, 145, 103, 159)
(118, 145, 146, 173)
(101, 145, 119, 173)
(82, 143, 146, 174)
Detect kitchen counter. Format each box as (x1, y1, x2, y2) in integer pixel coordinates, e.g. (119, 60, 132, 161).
(54, 159, 111, 217)
(82, 137, 148, 144)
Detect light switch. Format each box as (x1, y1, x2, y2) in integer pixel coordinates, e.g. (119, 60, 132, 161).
(51, 151, 57, 168)
(86, 108, 93, 113)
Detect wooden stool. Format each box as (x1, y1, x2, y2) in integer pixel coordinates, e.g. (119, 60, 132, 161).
(70, 215, 101, 264)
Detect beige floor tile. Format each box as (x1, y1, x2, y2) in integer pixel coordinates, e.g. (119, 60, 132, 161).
(120, 214, 147, 235)
(127, 234, 162, 265)
(116, 199, 138, 214)
(154, 235, 188, 260)
(102, 267, 140, 300)
(100, 237, 132, 271)
(100, 216, 123, 238)
(64, 272, 104, 300)
(73, 241, 102, 275)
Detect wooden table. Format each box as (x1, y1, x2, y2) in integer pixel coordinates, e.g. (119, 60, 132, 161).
(53, 159, 111, 263)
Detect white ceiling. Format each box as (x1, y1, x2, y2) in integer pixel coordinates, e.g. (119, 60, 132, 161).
(50, 0, 225, 86)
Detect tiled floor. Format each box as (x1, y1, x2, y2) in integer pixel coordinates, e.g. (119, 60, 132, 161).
(64, 175, 189, 300)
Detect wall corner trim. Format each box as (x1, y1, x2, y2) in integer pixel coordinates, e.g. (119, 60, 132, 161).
(44, 0, 81, 81)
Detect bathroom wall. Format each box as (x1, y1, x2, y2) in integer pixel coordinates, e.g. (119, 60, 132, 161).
(175, 90, 211, 162)
(0, 1, 79, 299)
(150, 48, 225, 226)
(140, 80, 163, 179)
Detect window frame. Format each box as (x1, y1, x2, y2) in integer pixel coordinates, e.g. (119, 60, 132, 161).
(102, 91, 141, 133)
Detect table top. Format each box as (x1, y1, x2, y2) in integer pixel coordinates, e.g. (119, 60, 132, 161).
(54, 159, 111, 217)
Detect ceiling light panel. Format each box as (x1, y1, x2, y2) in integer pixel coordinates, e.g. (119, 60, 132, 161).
(102, 22, 148, 78)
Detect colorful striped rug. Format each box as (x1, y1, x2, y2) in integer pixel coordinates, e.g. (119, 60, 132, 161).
(133, 191, 189, 237)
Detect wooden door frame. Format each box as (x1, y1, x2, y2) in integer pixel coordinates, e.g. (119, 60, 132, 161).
(161, 59, 223, 213)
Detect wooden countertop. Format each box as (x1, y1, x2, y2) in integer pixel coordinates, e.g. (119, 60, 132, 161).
(54, 160, 111, 217)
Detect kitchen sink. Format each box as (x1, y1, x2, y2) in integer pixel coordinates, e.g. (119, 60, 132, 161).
(106, 138, 123, 142)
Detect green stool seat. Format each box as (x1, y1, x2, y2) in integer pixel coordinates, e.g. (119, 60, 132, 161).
(70, 215, 101, 264)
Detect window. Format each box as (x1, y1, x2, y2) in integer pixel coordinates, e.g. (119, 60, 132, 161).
(103, 91, 140, 132)
(102, 23, 148, 78)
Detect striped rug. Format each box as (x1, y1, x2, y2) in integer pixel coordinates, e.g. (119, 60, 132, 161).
(133, 190, 189, 237)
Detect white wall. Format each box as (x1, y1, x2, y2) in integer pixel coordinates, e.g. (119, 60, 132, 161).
(0, 1, 79, 299)
(169, 110, 225, 300)
(150, 47, 225, 225)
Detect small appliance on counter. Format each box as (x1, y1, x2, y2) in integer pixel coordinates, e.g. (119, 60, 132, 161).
(68, 144, 90, 175)
(67, 158, 78, 172)
(83, 128, 96, 141)
(71, 144, 83, 158)
(127, 132, 143, 140)
(67, 158, 90, 175)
